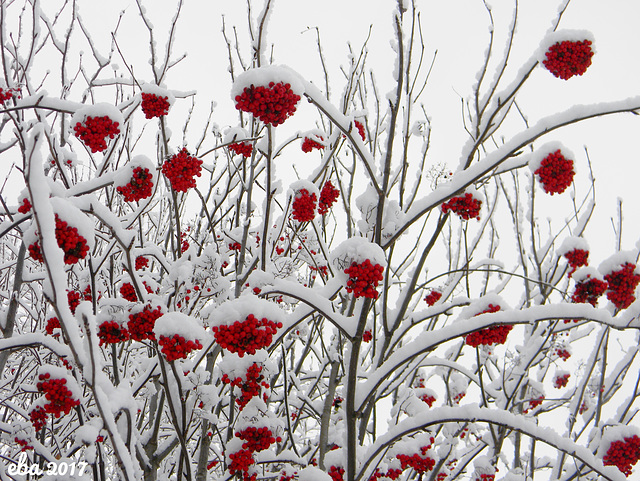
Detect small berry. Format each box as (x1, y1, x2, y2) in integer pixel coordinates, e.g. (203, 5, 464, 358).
(465, 304, 513, 347)
(234, 81, 300, 126)
(162, 148, 202, 192)
(292, 189, 317, 222)
(141, 92, 170, 119)
(117, 166, 154, 202)
(441, 193, 482, 220)
(73, 115, 120, 153)
(318, 181, 340, 215)
(302, 137, 324, 153)
(534, 150, 574, 195)
(344, 259, 384, 299)
(543, 40, 594, 80)
(228, 142, 253, 158)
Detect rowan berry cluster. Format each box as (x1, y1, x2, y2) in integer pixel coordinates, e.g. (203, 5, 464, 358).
(235, 426, 281, 452)
(523, 395, 544, 414)
(603, 263, 640, 309)
(45, 317, 61, 335)
(30, 405, 48, 431)
(98, 321, 129, 346)
(18, 198, 31, 214)
(543, 40, 594, 80)
(424, 290, 442, 306)
(162, 148, 202, 192)
(564, 248, 589, 276)
(15, 437, 33, 452)
(397, 450, 436, 473)
(421, 394, 436, 406)
(475, 475, 495, 481)
(344, 259, 384, 299)
(141, 93, 170, 119)
(36, 373, 80, 418)
(603, 435, 640, 477)
(571, 276, 607, 306)
(318, 181, 340, 215)
(534, 150, 575, 194)
(117, 167, 154, 202)
(228, 448, 256, 480)
(354, 120, 366, 141)
(0, 87, 16, 103)
(212, 314, 282, 356)
(128, 305, 163, 341)
(120, 282, 138, 302)
(228, 142, 253, 158)
(555, 348, 571, 361)
(135, 256, 149, 270)
(292, 189, 317, 222)
(221, 363, 270, 410)
(363, 330, 372, 342)
(234, 81, 301, 126)
(28, 215, 90, 265)
(158, 334, 203, 362)
(465, 304, 513, 347)
(328, 466, 345, 481)
(302, 137, 324, 152)
(73, 115, 120, 153)
(441, 193, 482, 220)
(554, 374, 570, 388)
(68, 286, 92, 314)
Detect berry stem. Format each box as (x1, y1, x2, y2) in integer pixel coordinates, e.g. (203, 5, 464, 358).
(261, 125, 274, 271)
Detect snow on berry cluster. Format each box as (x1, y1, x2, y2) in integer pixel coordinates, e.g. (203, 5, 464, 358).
(98, 320, 129, 346)
(162, 148, 203, 192)
(292, 189, 317, 222)
(465, 304, 513, 348)
(424, 289, 442, 306)
(212, 314, 282, 357)
(36, 369, 80, 418)
(68, 286, 92, 314)
(154, 312, 205, 361)
(228, 142, 253, 158)
(344, 259, 385, 299)
(543, 39, 594, 80)
(127, 305, 163, 341)
(235, 426, 281, 453)
(18, 197, 31, 214)
(73, 115, 121, 153)
(354, 120, 366, 141)
(397, 447, 436, 473)
(29, 405, 48, 431)
(158, 334, 203, 362)
(318, 180, 340, 216)
(222, 362, 270, 410)
(14, 437, 33, 452)
(603, 262, 640, 310)
(234, 81, 301, 126)
(441, 192, 482, 220)
(28, 214, 90, 265)
(45, 316, 61, 336)
(533, 149, 575, 195)
(135, 255, 149, 270)
(0, 86, 17, 103)
(554, 372, 570, 388)
(120, 282, 138, 302)
(117, 166, 154, 202)
(564, 248, 589, 275)
(141, 93, 170, 119)
(601, 426, 640, 477)
(302, 136, 325, 153)
(571, 268, 607, 306)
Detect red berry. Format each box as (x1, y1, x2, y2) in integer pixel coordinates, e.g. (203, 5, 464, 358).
(302, 137, 324, 153)
(234, 81, 301, 126)
(141, 92, 170, 119)
(228, 142, 253, 158)
(344, 259, 384, 299)
(135, 256, 149, 270)
(212, 314, 282, 356)
(158, 333, 203, 361)
(120, 282, 138, 302)
(117, 166, 154, 202)
(98, 321, 129, 346)
(318, 181, 340, 216)
(441, 193, 482, 220)
(603, 435, 640, 477)
(73, 115, 120, 153)
(543, 40, 594, 80)
(18, 198, 32, 214)
(603, 263, 640, 310)
(534, 150, 575, 195)
(424, 290, 442, 306)
(564, 248, 589, 276)
(128, 305, 163, 341)
(162, 148, 203, 192)
(354, 120, 366, 141)
(465, 304, 513, 347)
(292, 189, 317, 223)
(28, 215, 90, 265)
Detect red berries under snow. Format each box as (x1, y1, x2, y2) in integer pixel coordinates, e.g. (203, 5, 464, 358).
(292, 189, 317, 222)
(235, 426, 281, 453)
(98, 321, 129, 346)
(564, 248, 589, 276)
(221, 363, 270, 410)
(28, 215, 89, 265)
(571, 275, 607, 306)
(158, 334, 203, 362)
(36, 373, 80, 418)
(162, 148, 203, 192)
(212, 314, 282, 357)
(234, 81, 301, 126)
(228, 142, 253, 158)
(397, 447, 436, 474)
(73, 116, 120, 153)
(141, 93, 170, 119)
(534, 150, 575, 195)
(424, 290, 442, 306)
(344, 259, 385, 299)
(465, 304, 513, 348)
(603, 435, 640, 477)
(117, 166, 154, 202)
(128, 305, 163, 341)
(318, 181, 340, 216)
(554, 373, 570, 388)
(603, 262, 640, 310)
(543, 40, 594, 80)
(441, 193, 482, 220)
(301, 137, 324, 153)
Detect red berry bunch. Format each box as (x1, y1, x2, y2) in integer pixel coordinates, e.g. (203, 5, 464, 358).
(228, 448, 256, 480)
(465, 304, 513, 347)
(120, 282, 138, 302)
(421, 394, 436, 406)
(68, 286, 92, 315)
(344, 259, 385, 299)
(603, 435, 640, 477)
(363, 330, 372, 342)
(302, 137, 324, 153)
(564, 248, 589, 277)
(385, 469, 403, 480)
(534, 150, 575, 194)
(36, 373, 80, 418)
(543, 40, 594, 80)
(18, 198, 32, 214)
(424, 290, 442, 306)
(15, 437, 33, 452)
(212, 314, 282, 356)
(292, 189, 317, 222)
(0, 87, 16, 103)
(523, 395, 544, 414)
(73, 115, 120, 153)
(158, 334, 203, 361)
(141, 93, 170, 119)
(162, 148, 202, 192)
(117, 167, 154, 202)
(29, 405, 48, 431)
(45, 317, 61, 335)
(318, 181, 340, 215)
(235, 426, 281, 452)
(354, 120, 366, 141)
(135, 256, 149, 270)
(98, 321, 129, 346)
(234, 81, 301, 126)
(228, 142, 253, 158)
(128, 305, 163, 341)
(604, 263, 640, 310)
(475, 475, 495, 481)
(441, 193, 482, 220)
(554, 374, 570, 388)
(397, 448, 436, 473)
(555, 348, 571, 361)
(571, 276, 607, 306)
(328, 466, 345, 481)
(28, 215, 90, 265)
(222, 363, 270, 410)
